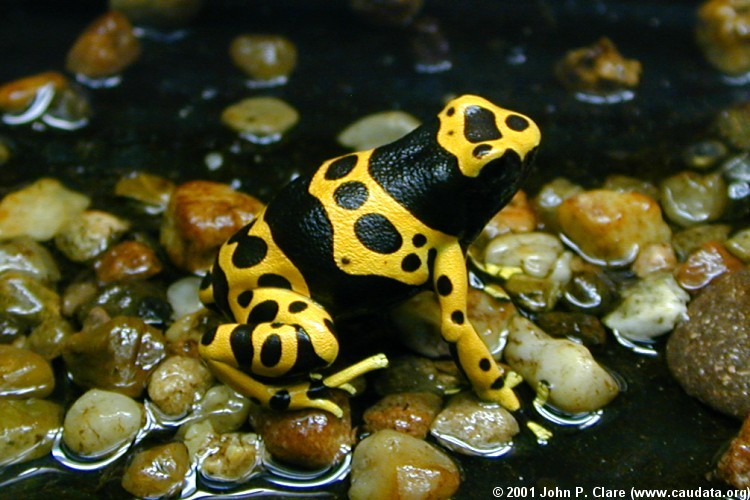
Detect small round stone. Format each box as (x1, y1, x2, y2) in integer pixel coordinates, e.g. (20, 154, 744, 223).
(229, 34, 297, 83)
(62, 389, 144, 458)
(221, 97, 299, 144)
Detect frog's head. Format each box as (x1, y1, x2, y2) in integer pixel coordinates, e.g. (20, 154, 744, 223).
(435, 95, 541, 241)
(437, 94, 540, 180)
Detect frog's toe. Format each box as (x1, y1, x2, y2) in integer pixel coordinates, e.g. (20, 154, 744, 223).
(304, 396, 345, 418)
(478, 383, 521, 412)
(336, 382, 358, 395)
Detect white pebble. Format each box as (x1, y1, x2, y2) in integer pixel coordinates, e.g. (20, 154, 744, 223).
(504, 316, 619, 413)
(62, 389, 144, 458)
(167, 276, 203, 319)
(337, 111, 420, 150)
(603, 272, 689, 342)
(0, 178, 89, 241)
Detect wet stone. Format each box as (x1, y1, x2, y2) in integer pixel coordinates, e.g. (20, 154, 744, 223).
(249, 391, 355, 469)
(667, 269, 750, 419)
(0, 398, 63, 467)
(229, 34, 297, 84)
(63, 316, 167, 398)
(349, 429, 460, 500)
(0, 345, 55, 399)
(121, 442, 190, 498)
(363, 391, 443, 439)
(62, 388, 144, 458)
(66, 11, 141, 80)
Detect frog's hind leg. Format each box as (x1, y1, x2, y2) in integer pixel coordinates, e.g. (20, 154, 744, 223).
(199, 288, 388, 417)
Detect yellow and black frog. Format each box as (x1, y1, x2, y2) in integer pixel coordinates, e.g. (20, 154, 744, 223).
(199, 94, 541, 417)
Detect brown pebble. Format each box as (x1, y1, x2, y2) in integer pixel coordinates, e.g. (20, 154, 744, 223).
(0, 72, 68, 113)
(716, 414, 750, 488)
(249, 391, 355, 469)
(160, 181, 263, 272)
(667, 269, 750, 419)
(95, 240, 163, 283)
(363, 392, 443, 439)
(66, 11, 141, 79)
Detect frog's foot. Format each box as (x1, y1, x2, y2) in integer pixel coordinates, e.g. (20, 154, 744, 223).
(205, 354, 388, 418)
(475, 370, 523, 411)
(450, 332, 522, 411)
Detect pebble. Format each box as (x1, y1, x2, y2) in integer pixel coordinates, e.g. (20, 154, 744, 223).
(363, 391, 443, 439)
(484, 231, 571, 280)
(555, 37, 641, 93)
(54, 210, 130, 262)
(63, 316, 167, 398)
(147, 355, 214, 416)
(716, 413, 750, 488)
(727, 228, 750, 262)
(558, 189, 671, 266)
(121, 442, 190, 498)
(0, 237, 61, 283)
(411, 17, 452, 73)
(114, 172, 175, 215)
(349, 429, 460, 500)
(191, 384, 252, 433)
(0, 72, 68, 113)
(66, 11, 141, 80)
(337, 110, 420, 150)
(533, 177, 583, 233)
(504, 273, 563, 313)
(221, 96, 299, 144)
(674, 241, 744, 292)
(0, 398, 63, 467)
(229, 34, 297, 84)
(166, 276, 203, 319)
(603, 272, 689, 342)
(77, 281, 172, 327)
(660, 171, 727, 227)
(631, 242, 677, 278)
(160, 180, 263, 272)
(62, 388, 144, 458)
(430, 391, 519, 456)
(696, 0, 750, 75)
(505, 316, 619, 413)
(682, 140, 728, 170)
(94, 240, 163, 283)
(0, 178, 90, 241)
(602, 174, 660, 200)
(671, 223, 731, 261)
(26, 315, 75, 360)
(0, 345, 55, 399)
(479, 190, 537, 241)
(0, 270, 61, 324)
(182, 421, 264, 483)
(249, 391, 355, 469)
(667, 269, 750, 419)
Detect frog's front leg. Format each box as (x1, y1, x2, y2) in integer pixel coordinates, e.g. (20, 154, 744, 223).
(433, 244, 521, 411)
(199, 288, 388, 418)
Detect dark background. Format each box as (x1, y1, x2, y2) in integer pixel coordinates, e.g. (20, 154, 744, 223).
(0, 1, 744, 497)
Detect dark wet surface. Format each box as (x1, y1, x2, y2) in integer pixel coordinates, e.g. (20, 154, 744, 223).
(0, 1, 742, 497)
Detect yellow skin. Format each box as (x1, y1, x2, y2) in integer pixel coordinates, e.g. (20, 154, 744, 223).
(199, 95, 541, 417)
